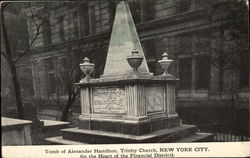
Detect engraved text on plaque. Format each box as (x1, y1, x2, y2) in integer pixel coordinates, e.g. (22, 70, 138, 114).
(93, 87, 126, 114)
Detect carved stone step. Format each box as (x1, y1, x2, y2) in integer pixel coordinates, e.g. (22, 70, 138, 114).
(45, 127, 213, 145)
(45, 136, 86, 145)
(59, 124, 199, 144)
(174, 133, 214, 142)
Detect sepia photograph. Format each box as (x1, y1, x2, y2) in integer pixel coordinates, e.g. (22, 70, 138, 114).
(1, 0, 249, 157)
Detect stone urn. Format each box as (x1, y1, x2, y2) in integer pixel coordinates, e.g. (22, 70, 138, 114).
(158, 52, 173, 77)
(126, 49, 143, 72)
(79, 57, 94, 82)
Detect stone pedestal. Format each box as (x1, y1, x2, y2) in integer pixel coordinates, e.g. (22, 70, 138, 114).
(77, 75, 180, 136)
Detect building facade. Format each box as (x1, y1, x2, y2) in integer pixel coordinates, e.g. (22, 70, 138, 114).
(26, 0, 249, 134)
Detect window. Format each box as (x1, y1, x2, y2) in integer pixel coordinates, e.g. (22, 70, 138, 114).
(128, 0, 141, 24)
(239, 53, 249, 89)
(142, 39, 156, 60)
(57, 57, 68, 95)
(178, 36, 192, 54)
(127, 0, 155, 23)
(19, 67, 34, 96)
(178, 0, 191, 13)
(89, 5, 96, 34)
(79, 4, 90, 36)
(163, 37, 176, 54)
(178, 58, 192, 89)
(193, 33, 210, 53)
(141, 0, 155, 22)
(109, 1, 116, 27)
(42, 18, 52, 45)
(73, 12, 79, 39)
(58, 16, 65, 42)
(142, 39, 157, 73)
(48, 72, 56, 95)
(194, 0, 210, 9)
(195, 55, 210, 89)
(45, 58, 56, 95)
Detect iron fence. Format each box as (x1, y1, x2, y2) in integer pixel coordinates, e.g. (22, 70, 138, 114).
(177, 105, 250, 142)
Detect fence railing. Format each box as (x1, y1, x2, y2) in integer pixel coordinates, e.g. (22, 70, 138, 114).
(198, 125, 250, 141)
(212, 133, 250, 142)
(177, 105, 250, 142)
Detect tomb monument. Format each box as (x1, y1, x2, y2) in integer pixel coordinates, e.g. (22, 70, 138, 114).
(46, 1, 212, 144)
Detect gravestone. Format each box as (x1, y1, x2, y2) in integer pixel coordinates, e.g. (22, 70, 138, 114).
(2, 117, 32, 145)
(45, 1, 212, 144)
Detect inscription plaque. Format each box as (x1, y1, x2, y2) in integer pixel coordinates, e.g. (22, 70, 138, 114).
(93, 86, 126, 114)
(145, 85, 164, 113)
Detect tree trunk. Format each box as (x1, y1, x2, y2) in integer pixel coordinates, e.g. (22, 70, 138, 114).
(8, 60, 24, 119)
(1, 4, 24, 119)
(61, 95, 75, 121)
(61, 104, 71, 121)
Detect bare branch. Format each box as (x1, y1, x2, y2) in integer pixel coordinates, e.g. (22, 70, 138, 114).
(1, 51, 8, 60)
(49, 94, 63, 108)
(15, 3, 49, 63)
(15, 24, 41, 63)
(28, 2, 39, 27)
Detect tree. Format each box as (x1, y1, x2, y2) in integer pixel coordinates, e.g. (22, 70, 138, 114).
(208, 0, 249, 135)
(49, 46, 83, 121)
(213, 0, 248, 92)
(1, 2, 47, 119)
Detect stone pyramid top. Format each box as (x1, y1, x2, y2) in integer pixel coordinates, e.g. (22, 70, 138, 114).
(103, 1, 150, 77)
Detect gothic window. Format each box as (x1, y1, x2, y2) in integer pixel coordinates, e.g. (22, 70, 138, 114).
(195, 55, 210, 89)
(178, 58, 192, 89)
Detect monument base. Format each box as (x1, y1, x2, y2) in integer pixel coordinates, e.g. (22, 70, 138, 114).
(45, 124, 213, 144)
(78, 115, 180, 136)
